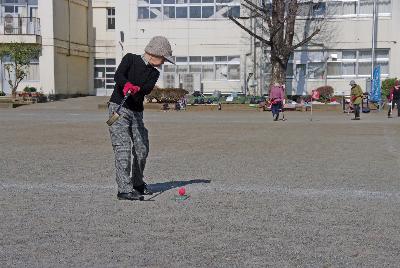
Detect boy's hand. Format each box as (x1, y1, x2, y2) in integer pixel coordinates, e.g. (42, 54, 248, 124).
(123, 82, 140, 96)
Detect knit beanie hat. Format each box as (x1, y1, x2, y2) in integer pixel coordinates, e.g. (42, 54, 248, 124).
(145, 36, 174, 64)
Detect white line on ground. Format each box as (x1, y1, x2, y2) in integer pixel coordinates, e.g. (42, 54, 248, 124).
(1, 181, 399, 200)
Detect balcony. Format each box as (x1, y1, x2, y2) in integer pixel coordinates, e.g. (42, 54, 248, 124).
(0, 15, 41, 44)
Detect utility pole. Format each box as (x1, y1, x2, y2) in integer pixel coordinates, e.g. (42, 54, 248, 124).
(371, 0, 377, 79)
(253, 12, 257, 96)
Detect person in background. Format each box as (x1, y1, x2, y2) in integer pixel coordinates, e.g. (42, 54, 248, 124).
(269, 83, 285, 121)
(349, 80, 363, 120)
(388, 80, 400, 118)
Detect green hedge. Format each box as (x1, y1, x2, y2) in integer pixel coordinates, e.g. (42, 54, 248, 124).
(382, 78, 397, 98)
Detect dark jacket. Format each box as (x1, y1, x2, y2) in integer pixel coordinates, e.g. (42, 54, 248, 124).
(110, 53, 160, 112)
(390, 86, 400, 101)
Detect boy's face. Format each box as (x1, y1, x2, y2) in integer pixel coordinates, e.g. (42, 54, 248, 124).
(148, 54, 165, 67)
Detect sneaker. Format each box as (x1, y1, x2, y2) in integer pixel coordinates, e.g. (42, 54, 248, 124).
(134, 183, 154, 195)
(117, 190, 144, 201)
(273, 114, 279, 121)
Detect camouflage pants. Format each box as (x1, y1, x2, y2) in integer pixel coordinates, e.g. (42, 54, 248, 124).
(108, 102, 149, 193)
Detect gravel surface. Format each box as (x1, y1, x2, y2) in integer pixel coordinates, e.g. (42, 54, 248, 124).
(1, 97, 400, 267)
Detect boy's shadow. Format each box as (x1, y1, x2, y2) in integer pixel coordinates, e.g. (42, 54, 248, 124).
(148, 179, 211, 194)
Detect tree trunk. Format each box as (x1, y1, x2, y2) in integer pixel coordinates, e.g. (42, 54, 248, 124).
(270, 59, 286, 87)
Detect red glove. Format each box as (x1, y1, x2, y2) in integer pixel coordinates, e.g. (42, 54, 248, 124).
(123, 82, 140, 96)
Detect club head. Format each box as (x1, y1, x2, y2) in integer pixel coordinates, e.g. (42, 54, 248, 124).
(106, 112, 121, 126)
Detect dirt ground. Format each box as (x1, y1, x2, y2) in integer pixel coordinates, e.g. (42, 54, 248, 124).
(1, 97, 399, 267)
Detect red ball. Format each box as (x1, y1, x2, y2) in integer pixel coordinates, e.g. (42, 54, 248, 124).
(178, 187, 186, 196)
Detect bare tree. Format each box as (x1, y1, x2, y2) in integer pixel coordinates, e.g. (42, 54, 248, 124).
(229, 0, 325, 87)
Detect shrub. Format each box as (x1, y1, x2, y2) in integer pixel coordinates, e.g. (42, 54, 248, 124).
(146, 86, 189, 103)
(381, 78, 397, 98)
(315, 85, 334, 101)
(234, 96, 247, 104)
(23, 87, 37, 93)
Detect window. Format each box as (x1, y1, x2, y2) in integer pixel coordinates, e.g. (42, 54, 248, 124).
(94, 58, 116, 90)
(163, 65, 176, 73)
(342, 1, 357, 15)
(202, 65, 214, 80)
(189, 6, 201, 18)
(216, 64, 228, 79)
(307, 62, 325, 79)
(342, 51, 357, 60)
(189, 56, 201, 62)
(358, 62, 371, 76)
(343, 62, 356, 76)
(177, 65, 188, 73)
(375, 49, 389, 59)
(163, 73, 176, 88)
(26, 62, 40, 81)
(176, 6, 188, 18)
(107, 8, 115, 30)
(359, 50, 372, 59)
(189, 65, 202, 72)
(150, 7, 162, 18)
(228, 65, 240, 80)
(216, 56, 227, 62)
(378, 61, 389, 75)
(202, 6, 214, 18)
(359, 0, 373, 14)
(327, 62, 342, 76)
(164, 6, 175, 18)
(327, 0, 391, 17)
(202, 56, 214, 62)
(138, 0, 239, 20)
(176, 56, 188, 63)
(138, 7, 150, 19)
(312, 2, 326, 16)
(328, 1, 342, 15)
(378, 0, 391, 13)
(162, 55, 239, 82)
(298, 2, 312, 17)
(286, 63, 293, 77)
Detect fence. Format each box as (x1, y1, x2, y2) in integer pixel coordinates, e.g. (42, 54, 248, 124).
(0, 16, 40, 35)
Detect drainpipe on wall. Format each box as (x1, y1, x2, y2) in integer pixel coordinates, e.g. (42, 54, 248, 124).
(67, 0, 71, 56)
(0, 58, 3, 94)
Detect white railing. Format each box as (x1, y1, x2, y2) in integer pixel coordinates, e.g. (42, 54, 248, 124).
(0, 16, 40, 35)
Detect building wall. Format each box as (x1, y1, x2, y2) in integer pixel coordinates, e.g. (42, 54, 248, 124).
(116, 0, 399, 97)
(54, 54, 89, 95)
(286, 11, 399, 95)
(92, 0, 116, 96)
(52, 0, 91, 95)
(3, 0, 398, 97)
(116, 0, 243, 94)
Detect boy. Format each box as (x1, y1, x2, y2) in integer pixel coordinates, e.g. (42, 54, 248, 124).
(108, 36, 174, 201)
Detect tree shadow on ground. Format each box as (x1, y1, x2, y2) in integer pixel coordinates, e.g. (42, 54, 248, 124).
(148, 179, 211, 193)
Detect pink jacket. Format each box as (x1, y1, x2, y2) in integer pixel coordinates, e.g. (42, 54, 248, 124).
(269, 85, 285, 102)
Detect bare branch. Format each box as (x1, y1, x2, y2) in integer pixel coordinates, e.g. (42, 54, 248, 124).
(228, 16, 271, 46)
(243, 0, 266, 14)
(291, 28, 321, 50)
(241, 2, 270, 26)
(243, 0, 272, 29)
